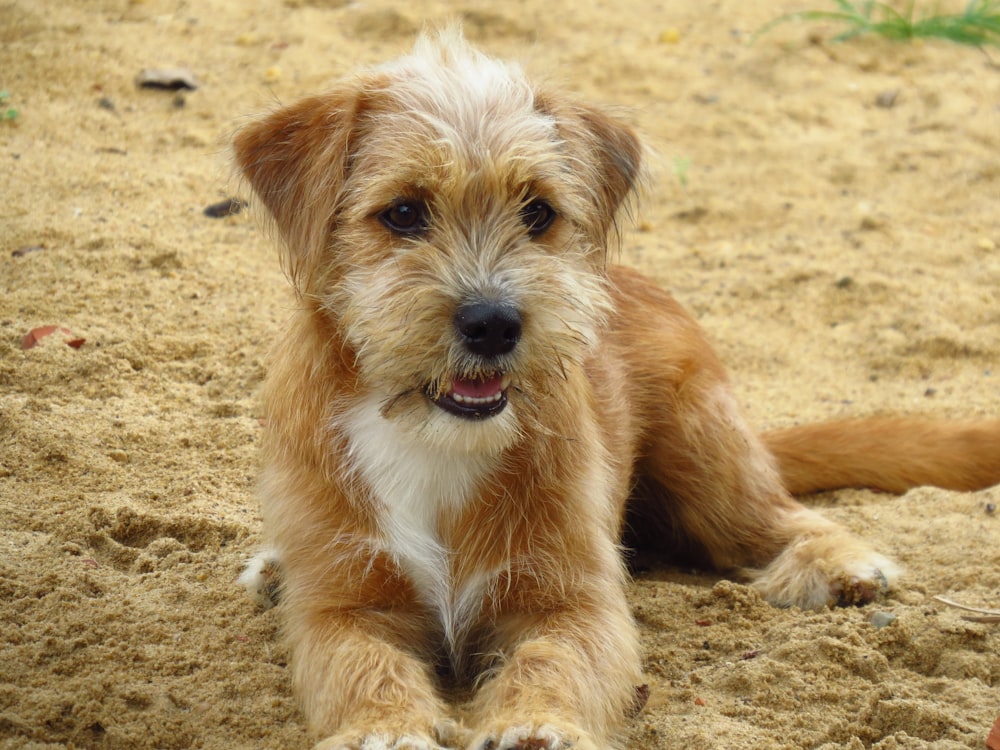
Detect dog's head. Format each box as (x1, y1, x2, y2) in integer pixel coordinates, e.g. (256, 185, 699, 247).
(235, 29, 642, 453)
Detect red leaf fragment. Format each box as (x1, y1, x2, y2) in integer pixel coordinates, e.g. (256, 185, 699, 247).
(987, 715, 1000, 750)
(21, 326, 85, 350)
(695, 618, 712, 627)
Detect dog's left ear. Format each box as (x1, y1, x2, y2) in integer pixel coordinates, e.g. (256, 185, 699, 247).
(576, 105, 644, 222)
(540, 96, 643, 242)
(233, 84, 367, 289)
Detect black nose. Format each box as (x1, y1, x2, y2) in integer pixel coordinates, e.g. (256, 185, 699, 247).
(454, 301, 522, 357)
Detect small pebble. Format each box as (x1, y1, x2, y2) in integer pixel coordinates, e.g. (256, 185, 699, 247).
(870, 611, 897, 629)
(204, 197, 248, 218)
(859, 215, 883, 231)
(659, 27, 681, 44)
(986, 502, 996, 515)
(977, 237, 996, 251)
(12, 245, 44, 258)
(136, 67, 200, 91)
(875, 89, 899, 108)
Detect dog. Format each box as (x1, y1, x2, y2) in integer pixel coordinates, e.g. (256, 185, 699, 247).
(233, 29, 1000, 750)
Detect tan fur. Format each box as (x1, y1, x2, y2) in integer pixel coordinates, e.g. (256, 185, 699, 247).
(233, 30, 1000, 750)
(764, 418, 1000, 494)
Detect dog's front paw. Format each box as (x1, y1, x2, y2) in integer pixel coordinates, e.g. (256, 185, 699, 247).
(471, 723, 596, 750)
(748, 534, 900, 609)
(314, 719, 464, 750)
(237, 546, 282, 609)
(314, 730, 450, 750)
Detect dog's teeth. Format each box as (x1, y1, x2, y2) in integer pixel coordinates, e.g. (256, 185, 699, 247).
(452, 391, 503, 406)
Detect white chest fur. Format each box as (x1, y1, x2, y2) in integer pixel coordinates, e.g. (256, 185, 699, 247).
(340, 395, 497, 653)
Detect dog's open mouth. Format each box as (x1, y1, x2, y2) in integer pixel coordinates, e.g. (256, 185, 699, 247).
(429, 373, 510, 419)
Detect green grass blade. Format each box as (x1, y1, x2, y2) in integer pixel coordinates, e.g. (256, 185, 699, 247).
(753, 0, 1000, 46)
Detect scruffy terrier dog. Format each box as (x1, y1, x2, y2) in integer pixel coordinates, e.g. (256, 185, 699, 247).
(234, 30, 1000, 750)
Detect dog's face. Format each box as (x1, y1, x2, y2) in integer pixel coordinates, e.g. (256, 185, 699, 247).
(235, 31, 641, 454)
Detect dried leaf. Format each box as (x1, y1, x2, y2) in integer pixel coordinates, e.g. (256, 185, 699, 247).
(22, 325, 85, 350)
(988, 715, 1000, 750)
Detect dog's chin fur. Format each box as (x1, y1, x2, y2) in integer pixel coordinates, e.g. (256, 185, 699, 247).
(359, 388, 524, 458)
(233, 27, 1000, 750)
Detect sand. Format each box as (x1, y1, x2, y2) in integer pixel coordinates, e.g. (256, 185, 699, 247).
(2, 0, 998, 747)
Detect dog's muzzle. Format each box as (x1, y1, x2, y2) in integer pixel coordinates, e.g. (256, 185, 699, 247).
(428, 301, 521, 420)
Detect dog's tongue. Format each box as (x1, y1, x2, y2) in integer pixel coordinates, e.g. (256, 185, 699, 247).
(450, 373, 504, 398)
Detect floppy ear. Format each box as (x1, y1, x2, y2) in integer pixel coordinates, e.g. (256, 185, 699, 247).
(574, 105, 643, 228)
(233, 87, 361, 289)
(537, 94, 643, 244)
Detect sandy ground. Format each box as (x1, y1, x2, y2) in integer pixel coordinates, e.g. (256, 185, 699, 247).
(2, 0, 999, 748)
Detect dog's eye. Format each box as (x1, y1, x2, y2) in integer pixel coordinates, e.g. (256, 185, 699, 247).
(520, 199, 556, 237)
(379, 200, 428, 235)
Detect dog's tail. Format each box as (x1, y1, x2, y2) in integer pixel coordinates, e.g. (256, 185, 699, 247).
(762, 418, 1000, 495)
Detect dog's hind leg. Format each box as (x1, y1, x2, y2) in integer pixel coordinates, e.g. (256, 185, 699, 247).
(610, 266, 897, 608)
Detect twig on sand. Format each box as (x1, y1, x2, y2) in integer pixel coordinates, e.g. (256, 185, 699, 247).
(933, 595, 1000, 623)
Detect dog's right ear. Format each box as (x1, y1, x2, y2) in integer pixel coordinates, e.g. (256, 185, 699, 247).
(233, 86, 363, 289)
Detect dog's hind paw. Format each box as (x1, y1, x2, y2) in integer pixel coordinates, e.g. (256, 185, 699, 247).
(748, 535, 900, 610)
(829, 566, 892, 607)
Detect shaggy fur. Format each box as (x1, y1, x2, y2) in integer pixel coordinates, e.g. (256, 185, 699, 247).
(233, 30, 1000, 750)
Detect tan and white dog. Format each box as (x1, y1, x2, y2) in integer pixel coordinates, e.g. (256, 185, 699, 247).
(234, 29, 1000, 750)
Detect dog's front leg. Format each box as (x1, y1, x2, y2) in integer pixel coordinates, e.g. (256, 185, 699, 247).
(464, 551, 640, 750)
(287, 606, 455, 750)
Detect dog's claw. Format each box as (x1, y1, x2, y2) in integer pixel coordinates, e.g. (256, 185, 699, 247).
(832, 567, 890, 607)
